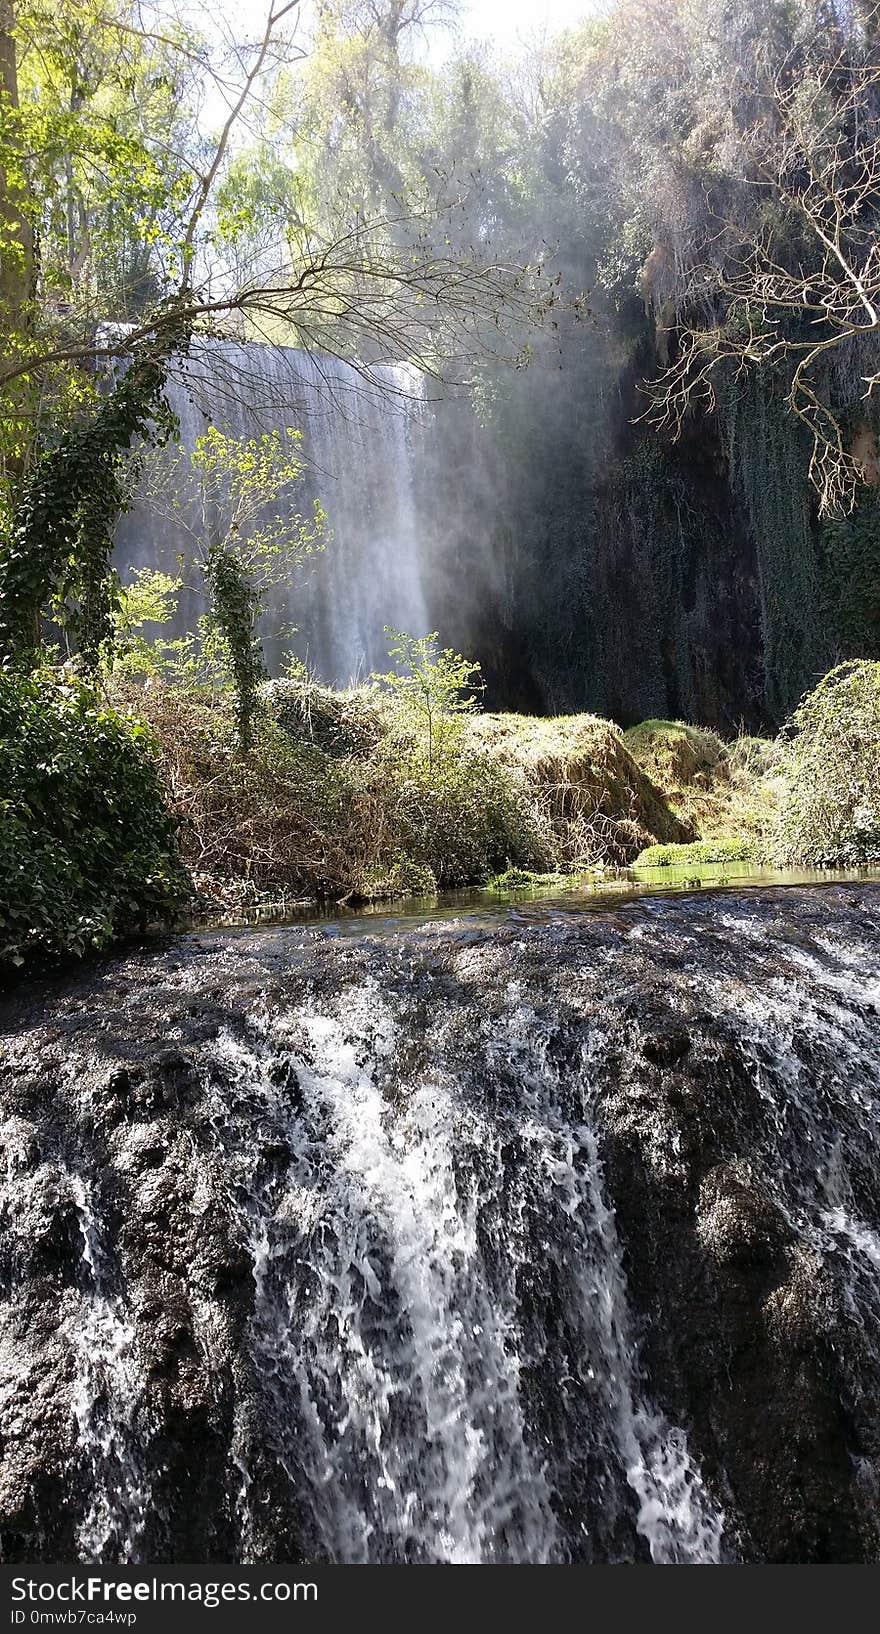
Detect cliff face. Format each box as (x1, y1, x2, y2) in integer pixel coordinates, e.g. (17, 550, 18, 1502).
(110, 330, 879, 735)
(430, 325, 879, 734)
(423, 346, 767, 732)
(1, 885, 879, 1565)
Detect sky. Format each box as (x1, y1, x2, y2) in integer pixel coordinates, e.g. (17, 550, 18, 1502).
(455, 1, 597, 52)
(208, 1, 600, 62)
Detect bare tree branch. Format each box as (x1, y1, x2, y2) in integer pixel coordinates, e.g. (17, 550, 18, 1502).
(641, 32, 880, 515)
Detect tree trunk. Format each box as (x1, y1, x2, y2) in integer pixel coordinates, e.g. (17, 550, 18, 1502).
(0, 0, 36, 484)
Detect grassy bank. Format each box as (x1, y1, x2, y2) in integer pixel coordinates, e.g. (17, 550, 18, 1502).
(117, 675, 784, 917)
(138, 660, 879, 916)
(3, 660, 878, 970)
(118, 679, 697, 913)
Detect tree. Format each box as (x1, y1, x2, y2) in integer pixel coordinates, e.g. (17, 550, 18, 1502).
(0, 0, 35, 479)
(373, 626, 482, 770)
(138, 425, 327, 748)
(0, 0, 552, 395)
(0, 0, 556, 672)
(640, 13, 880, 516)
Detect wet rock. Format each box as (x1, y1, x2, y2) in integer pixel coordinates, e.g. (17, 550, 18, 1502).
(696, 1161, 793, 1271)
(0, 883, 878, 1564)
(641, 1027, 692, 1067)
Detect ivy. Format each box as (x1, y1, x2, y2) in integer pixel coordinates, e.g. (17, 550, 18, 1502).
(821, 493, 880, 660)
(203, 546, 266, 754)
(0, 317, 189, 667)
(0, 666, 188, 969)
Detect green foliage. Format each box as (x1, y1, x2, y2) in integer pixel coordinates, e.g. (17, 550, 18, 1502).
(139, 425, 327, 750)
(821, 494, 880, 660)
(724, 374, 826, 722)
(373, 628, 483, 771)
(111, 568, 184, 677)
(0, 326, 186, 666)
(0, 667, 187, 968)
(185, 427, 326, 587)
(379, 750, 539, 890)
(776, 661, 880, 866)
(11, 0, 192, 323)
(203, 547, 265, 753)
(633, 838, 757, 870)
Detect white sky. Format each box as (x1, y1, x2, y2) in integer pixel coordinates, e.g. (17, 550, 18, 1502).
(208, 1, 600, 61)
(454, 1, 597, 52)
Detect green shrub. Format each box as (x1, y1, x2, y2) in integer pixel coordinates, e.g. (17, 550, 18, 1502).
(0, 669, 188, 968)
(775, 661, 880, 866)
(373, 629, 482, 771)
(386, 752, 543, 888)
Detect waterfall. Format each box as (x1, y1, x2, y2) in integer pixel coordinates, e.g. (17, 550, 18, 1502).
(115, 342, 432, 683)
(1, 884, 880, 1563)
(205, 990, 723, 1565)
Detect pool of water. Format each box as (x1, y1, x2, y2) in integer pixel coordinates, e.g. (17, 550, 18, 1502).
(186, 864, 880, 939)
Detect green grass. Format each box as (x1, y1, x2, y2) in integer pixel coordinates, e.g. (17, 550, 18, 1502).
(632, 837, 758, 870)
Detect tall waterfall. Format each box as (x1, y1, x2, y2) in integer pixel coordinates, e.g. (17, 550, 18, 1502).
(115, 343, 432, 683)
(1, 884, 880, 1563)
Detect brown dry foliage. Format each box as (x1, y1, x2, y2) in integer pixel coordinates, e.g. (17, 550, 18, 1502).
(466, 713, 693, 867)
(111, 685, 717, 909)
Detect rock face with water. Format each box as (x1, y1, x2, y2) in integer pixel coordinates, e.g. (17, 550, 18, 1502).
(1, 885, 879, 1565)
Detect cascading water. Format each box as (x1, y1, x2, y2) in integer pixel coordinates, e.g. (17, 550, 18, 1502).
(115, 343, 432, 683)
(1, 885, 879, 1564)
(205, 993, 722, 1565)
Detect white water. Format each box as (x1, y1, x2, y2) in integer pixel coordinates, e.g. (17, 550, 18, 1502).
(205, 984, 724, 1564)
(5, 889, 880, 1564)
(68, 1177, 152, 1563)
(115, 343, 431, 682)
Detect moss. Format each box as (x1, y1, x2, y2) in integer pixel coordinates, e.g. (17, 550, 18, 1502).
(624, 717, 786, 852)
(625, 719, 729, 788)
(468, 712, 692, 866)
(488, 867, 570, 891)
(633, 838, 758, 870)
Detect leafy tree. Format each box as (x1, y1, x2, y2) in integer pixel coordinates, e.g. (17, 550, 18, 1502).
(374, 626, 482, 769)
(110, 566, 184, 676)
(0, 0, 555, 676)
(139, 425, 328, 748)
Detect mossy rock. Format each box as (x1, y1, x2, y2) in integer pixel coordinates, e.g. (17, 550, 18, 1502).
(468, 712, 693, 865)
(633, 838, 758, 870)
(625, 719, 730, 791)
